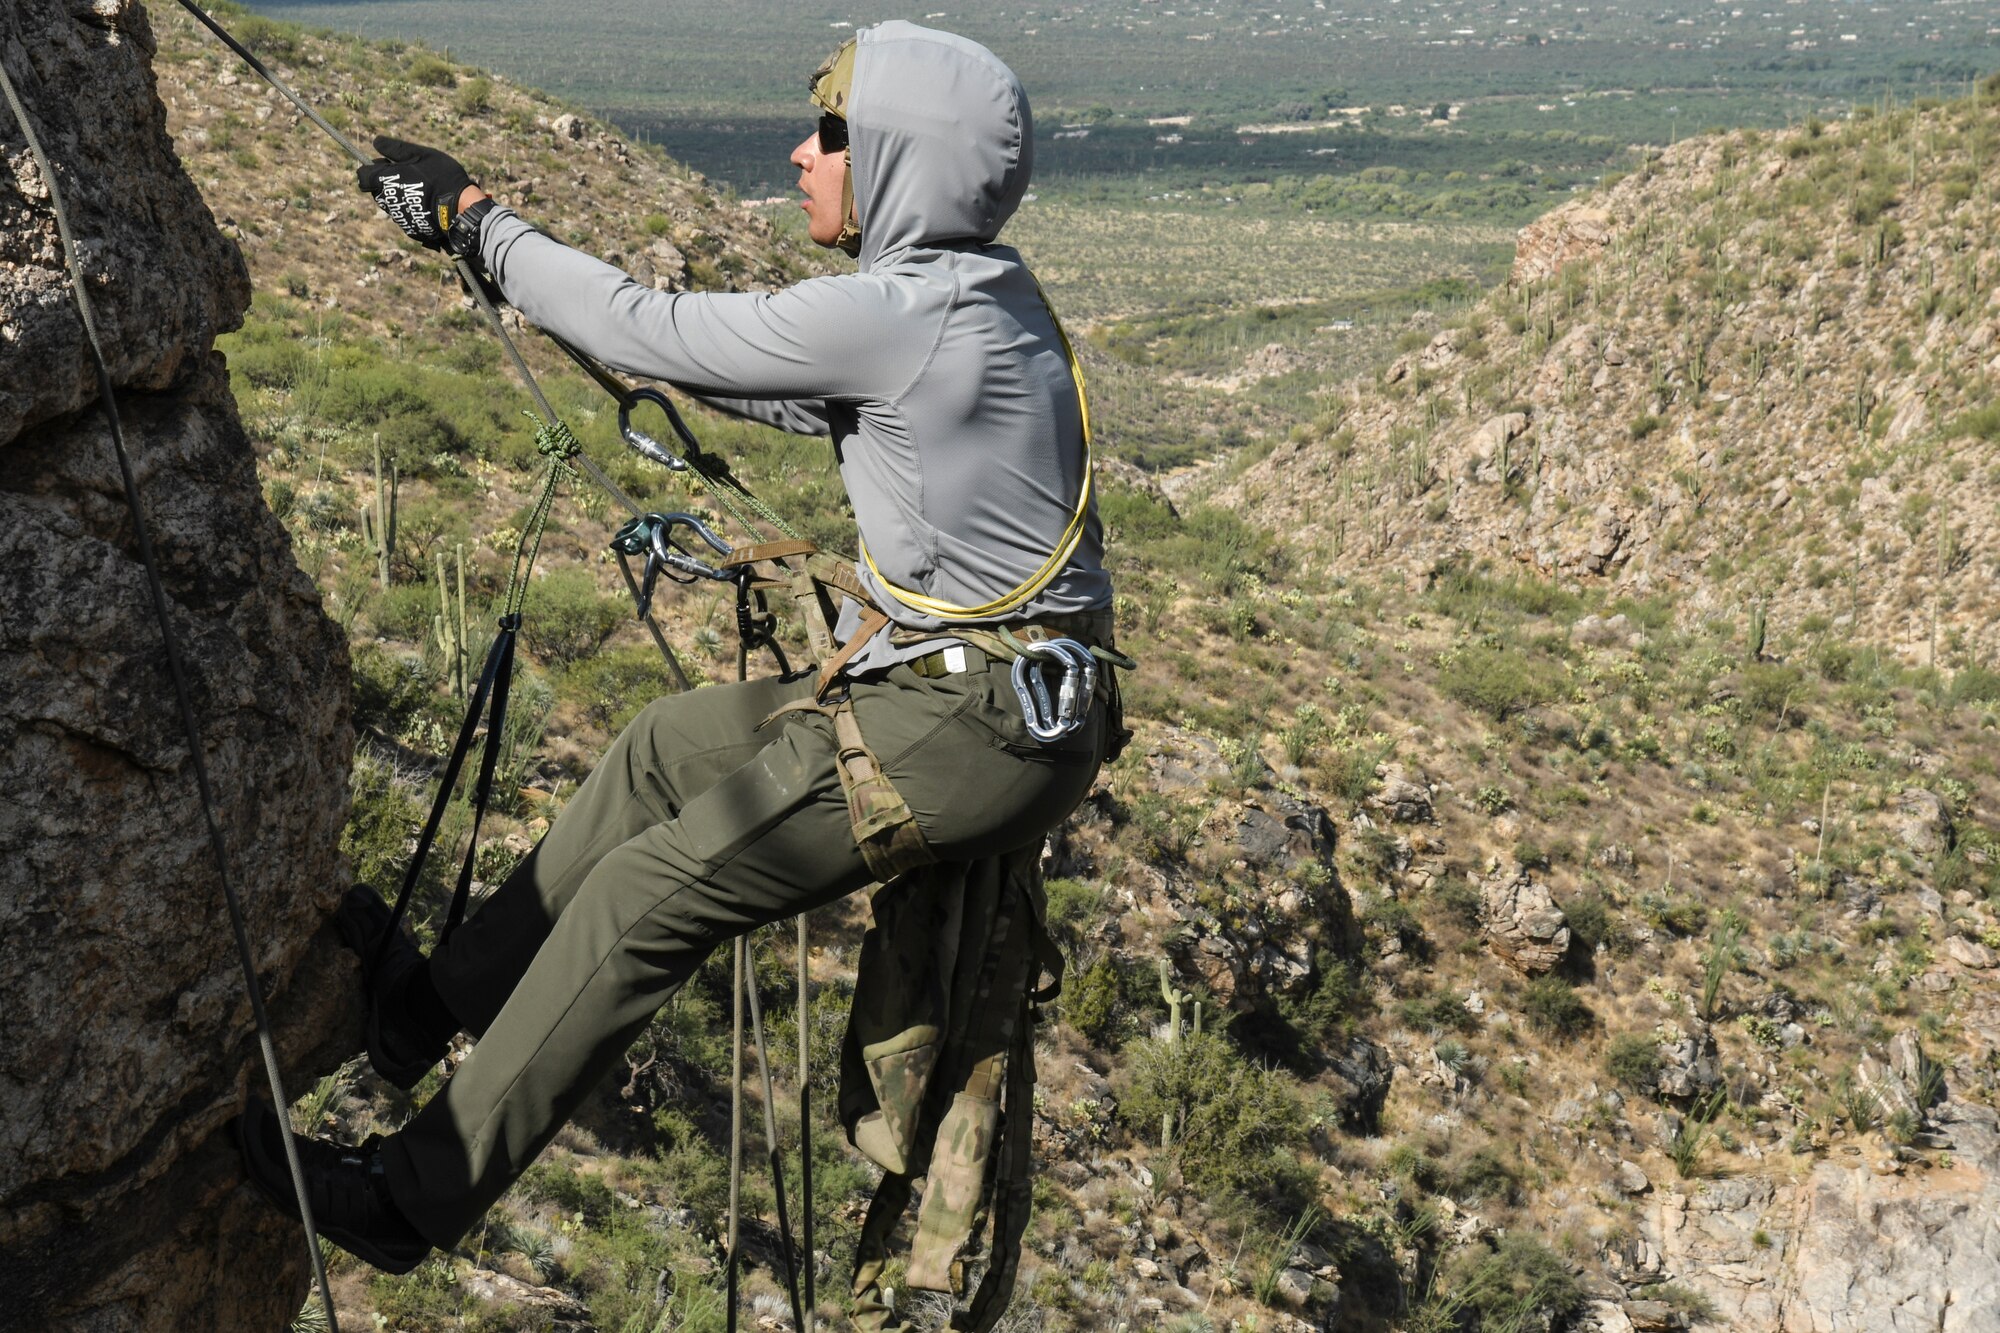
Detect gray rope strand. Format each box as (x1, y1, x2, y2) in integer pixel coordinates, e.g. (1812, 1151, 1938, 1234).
(743, 933, 807, 1330)
(728, 938, 746, 1331)
(0, 40, 340, 1333)
(798, 913, 815, 1322)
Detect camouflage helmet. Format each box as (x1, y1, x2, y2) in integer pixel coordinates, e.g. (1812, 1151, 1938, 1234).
(809, 37, 862, 257)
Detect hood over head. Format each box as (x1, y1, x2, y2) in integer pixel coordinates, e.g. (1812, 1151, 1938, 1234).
(845, 22, 1034, 271)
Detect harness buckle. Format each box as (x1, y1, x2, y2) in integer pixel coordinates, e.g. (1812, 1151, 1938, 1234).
(1009, 637, 1097, 742)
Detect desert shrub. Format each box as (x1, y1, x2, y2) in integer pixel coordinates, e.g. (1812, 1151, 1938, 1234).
(229, 14, 300, 58)
(1741, 662, 1805, 719)
(408, 52, 455, 87)
(341, 748, 425, 891)
(351, 642, 436, 737)
(1118, 1029, 1312, 1208)
(1652, 1283, 1718, 1322)
(1425, 564, 1583, 621)
(1432, 873, 1484, 929)
(1640, 892, 1709, 937)
(369, 1262, 468, 1328)
(1274, 952, 1371, 1054)
(1398, 991, 1479, 1034)
(1044, 876, 1109, 950)
(558, 643, 682, 732)
(1562, 892, 1624, 955)
(452, 75, 493, 115)
(1439, 644, 1559, 721)
(1365, 895, 1425, 949)
(1851, 181, 1900, 225)
(1449, 1147, 1520, 1204)
(1065, 956, 1123, 1045)
(1604, 1032, 1661, 1091)
(519, 568, 624, 668)
(370, 583, 438, 642)
(1950, 664, 2000, 705)
(1321, 745, 1381, 806)
(1384, 1138, 1444, 1192)
(1520, 977, 1593, 1038)
(1951, 403, 2000, 443)
(1415, 1234, 1583, 1333)
(518, 1160, 618, 1224)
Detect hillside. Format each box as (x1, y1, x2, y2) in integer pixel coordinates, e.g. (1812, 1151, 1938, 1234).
(1220, 89, 2000, 667)
(139, 9, 2000, 1333)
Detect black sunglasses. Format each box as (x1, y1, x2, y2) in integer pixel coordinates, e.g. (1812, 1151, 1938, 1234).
(817, 111, 849, 154)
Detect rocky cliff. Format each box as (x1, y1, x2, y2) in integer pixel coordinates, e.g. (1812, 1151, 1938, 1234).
(0, 3, 356, 1328)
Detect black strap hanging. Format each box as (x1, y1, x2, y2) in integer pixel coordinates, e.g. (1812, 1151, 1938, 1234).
(372, 614, 520, 972)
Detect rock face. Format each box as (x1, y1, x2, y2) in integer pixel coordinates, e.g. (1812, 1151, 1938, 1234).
(1478, 868, 1571, 975)
(1510, 201, 1614, 285)
(1171, 791, 1355, 1011)
(1645, 1104, 2000, 1330)
(0, 5, 355, 1329)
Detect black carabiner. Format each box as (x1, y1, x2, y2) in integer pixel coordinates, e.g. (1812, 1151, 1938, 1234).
(618, 387, 691, 472)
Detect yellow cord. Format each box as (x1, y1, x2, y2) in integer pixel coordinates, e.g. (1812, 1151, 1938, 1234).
(859, 285, 1093, 621)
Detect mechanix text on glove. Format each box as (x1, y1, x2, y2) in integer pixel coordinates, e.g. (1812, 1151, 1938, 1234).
(358, 136, 474, 251)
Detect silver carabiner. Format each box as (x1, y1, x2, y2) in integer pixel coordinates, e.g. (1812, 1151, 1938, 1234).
(1009, 638, 1097, 742)
(647, 511, 733, 580)
(619, 387, 690, 472)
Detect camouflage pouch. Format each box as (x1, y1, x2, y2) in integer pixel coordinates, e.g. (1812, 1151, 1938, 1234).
(831, 702, 936, 882)
(842, 851, 1061, 1332)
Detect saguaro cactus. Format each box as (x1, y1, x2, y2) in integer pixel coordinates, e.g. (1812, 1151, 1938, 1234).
(360, 432, 398, 587)
(1157, 958, 1201, 1149)
(432, 543, 468, 698)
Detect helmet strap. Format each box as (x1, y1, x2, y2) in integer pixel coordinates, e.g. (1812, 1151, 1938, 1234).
(836, 150, 861, 257)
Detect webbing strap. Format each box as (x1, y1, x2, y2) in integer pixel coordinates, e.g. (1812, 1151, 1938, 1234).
(372, 617, 519, 971)
(443, 620, 518, 941)
(955, 1014, 1038, 1333)
(0, 37, 341, 1332)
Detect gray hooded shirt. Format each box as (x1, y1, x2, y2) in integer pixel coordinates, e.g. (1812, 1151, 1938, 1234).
(477, 21, 1110, 672)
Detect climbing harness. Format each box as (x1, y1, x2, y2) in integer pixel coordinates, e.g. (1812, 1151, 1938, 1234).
(0, 39, 344, 1333)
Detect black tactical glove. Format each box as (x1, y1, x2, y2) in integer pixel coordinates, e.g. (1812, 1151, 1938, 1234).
(357, 136, 474, 252)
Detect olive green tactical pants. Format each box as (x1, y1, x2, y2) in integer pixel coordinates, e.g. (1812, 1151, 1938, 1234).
(379, 655, 1102, 1246)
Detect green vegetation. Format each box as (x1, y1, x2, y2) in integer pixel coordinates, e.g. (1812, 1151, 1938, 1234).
(1604, 1033, 1662, 1092)
(1411, 1234, 1584, 1333)
(1118, 1029, 1313, 1211)
(1520, 977, 1594, 1039)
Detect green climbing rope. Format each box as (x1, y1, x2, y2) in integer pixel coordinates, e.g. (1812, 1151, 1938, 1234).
(501, 416, 582, 619)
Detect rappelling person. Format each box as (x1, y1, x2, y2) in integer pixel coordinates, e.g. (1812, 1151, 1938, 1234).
(235, 21, 1122, 1283)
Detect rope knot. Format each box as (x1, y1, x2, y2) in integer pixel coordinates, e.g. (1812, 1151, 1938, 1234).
(533, 416, 582, 463)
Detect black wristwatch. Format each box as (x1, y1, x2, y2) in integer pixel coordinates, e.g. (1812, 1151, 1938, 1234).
(447, 197, 497, 259)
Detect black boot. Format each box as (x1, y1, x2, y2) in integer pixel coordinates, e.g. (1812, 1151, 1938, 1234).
(233, 1098, 431, 1275)
(334, 884, 453, 1090)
